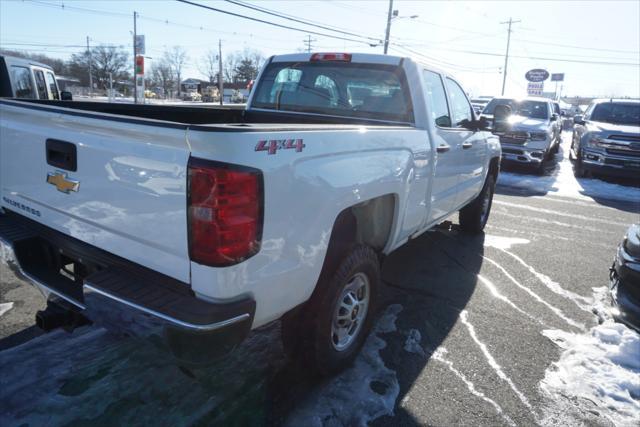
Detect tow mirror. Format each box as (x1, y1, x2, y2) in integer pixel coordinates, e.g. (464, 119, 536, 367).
(551, 113, 558, 121)
(573, 115, 585, 125)
(61, 91, 73, 101)
(492, 104, 512, 134)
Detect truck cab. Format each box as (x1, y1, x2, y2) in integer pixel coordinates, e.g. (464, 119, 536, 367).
(0, 55, 71, 100)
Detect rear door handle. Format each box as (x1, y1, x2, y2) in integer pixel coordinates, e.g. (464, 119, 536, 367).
(436, 144, 450, 153)
(462, 142, 473, 149)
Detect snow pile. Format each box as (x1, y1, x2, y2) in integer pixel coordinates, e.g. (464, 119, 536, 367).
(483, 234, 530, 250)
(0, 302, 14, 317)
(285, 304, 402, 427)
(497, 132, 640, 203)
(540, 322, 640, 426)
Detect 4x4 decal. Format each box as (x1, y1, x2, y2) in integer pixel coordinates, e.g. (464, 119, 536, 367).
(255, 139, 305, 155)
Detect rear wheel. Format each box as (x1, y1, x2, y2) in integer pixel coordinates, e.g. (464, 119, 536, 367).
(281, 245, 380, 375)
(459, 173, 495, 234)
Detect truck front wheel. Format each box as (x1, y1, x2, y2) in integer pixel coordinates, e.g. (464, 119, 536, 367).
(282, 245, 380, 375)
(459, 174, 496, 234)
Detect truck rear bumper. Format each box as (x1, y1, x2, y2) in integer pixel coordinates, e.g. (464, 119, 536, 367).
(0, 210, 255, 363)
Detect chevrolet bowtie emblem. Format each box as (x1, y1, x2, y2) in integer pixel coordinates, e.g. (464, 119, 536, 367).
(46, 171, 80, 193)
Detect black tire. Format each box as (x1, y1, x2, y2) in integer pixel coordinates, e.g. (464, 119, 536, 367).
(574, 150, 589, 178)
(459, 173, 496, 234)
(535, 156, 547, 175)
(281, 245, 380, 376)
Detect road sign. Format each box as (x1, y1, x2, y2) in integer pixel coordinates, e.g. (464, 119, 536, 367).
(525, 69, 549, 82)
(527, 81, 544, 96)
(551, 73, 564, 82)
(135, 35, 145, 55)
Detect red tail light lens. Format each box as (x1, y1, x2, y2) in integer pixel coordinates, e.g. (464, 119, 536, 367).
(310, 53, 352, 62)
(188, 158, 263, 267)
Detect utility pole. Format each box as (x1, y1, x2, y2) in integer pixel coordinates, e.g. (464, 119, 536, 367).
(218, 39, 223, 106)
(133, 11, 138, 104)
(303, 35, 316, 53)
(500, 17, 520, 96)
(383, 0, 394, 54)
(86, 36, 93, 97)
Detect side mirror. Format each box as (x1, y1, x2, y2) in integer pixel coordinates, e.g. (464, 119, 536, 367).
(61, 91, 73, 101)
(492, 104, 512, 134)
(550, 113, 558, 121)
(573, 115, 585, 125)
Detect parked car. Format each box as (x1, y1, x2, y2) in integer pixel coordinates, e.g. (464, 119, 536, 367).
(0, 52, 501, 373)
(0, 55, 72, 100)
(570, 99, 640, 178)
(610, 223, 640, 331)
(182, 90, 202, 101)
(481, 96, 561, 174)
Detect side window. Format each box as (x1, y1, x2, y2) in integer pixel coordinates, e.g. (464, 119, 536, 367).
(11, 66, 35, 98)
(422, 70, 451, 127)
(445, 78, 473, 127)
(33, 69, 48, 99)
(45, 72, 60, 100)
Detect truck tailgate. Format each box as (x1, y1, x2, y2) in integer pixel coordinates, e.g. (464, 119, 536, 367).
(0, 102, 191, 283)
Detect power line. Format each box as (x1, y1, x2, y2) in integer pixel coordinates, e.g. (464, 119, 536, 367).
(511, 37, 640, 55)
(223, 0, 380, 42)
(175, 0, 380, 46)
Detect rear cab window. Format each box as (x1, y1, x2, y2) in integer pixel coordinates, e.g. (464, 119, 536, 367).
(10, 65, 35, 98)
(33, 69, 48, 99)
(252, 60, 414, 124)
(45, 71, 60, 100)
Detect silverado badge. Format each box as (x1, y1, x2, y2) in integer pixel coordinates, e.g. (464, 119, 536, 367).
(46, 171, 80, 193)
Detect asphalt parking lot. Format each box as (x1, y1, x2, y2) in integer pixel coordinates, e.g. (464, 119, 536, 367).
(1, 132, 639, 426)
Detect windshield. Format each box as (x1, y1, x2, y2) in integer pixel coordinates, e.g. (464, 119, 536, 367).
(251, 61, 414, 123)
(482, 99, 549, 120)
(590, 103, 640, 126)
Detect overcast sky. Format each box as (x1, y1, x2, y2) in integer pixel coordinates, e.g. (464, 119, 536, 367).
(1, 0, 639, 98)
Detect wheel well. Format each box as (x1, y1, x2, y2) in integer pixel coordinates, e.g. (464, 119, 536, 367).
(489, 156, 500, 179)
(313, 194, 395, 294)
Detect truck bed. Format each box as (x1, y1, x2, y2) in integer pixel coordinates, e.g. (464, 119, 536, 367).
(4, 99, 414, 128)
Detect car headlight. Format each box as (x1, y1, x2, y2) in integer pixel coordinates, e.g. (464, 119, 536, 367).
(529, 132, 547, 141)
(586, 135, 604, 148)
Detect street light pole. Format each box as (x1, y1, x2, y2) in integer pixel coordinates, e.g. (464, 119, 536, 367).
(500, 17, 520, 96)
(86, 36, 93, 97)
(383, 0, 394, 54)
(133, 11, 138, 104)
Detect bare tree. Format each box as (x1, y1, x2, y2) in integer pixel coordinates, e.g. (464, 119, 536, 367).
(198, 49, 219, 84)
(163, 46, 188, 96)
(68, 45, 129, 89)
(149, 59, 175, 98)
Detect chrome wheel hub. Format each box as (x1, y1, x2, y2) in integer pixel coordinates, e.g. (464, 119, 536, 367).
(331, 272, 370, 351)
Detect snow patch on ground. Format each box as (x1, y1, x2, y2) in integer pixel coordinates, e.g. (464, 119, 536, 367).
(285, 304, 402, 427)
(403, 328, 426, 357)
(0, 302, 14, 317)
(484, 234, 530, 250)
(497, 132, 640, 203)
(540, 288, 640, 426)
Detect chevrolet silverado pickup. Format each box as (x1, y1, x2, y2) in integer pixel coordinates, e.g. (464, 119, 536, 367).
(482, 96, 560, 174)
(0, 52, 501, 372)
(570, 99, 640, 178)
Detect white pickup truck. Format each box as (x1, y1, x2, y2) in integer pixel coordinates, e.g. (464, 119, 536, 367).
(0, 52, 501, 372)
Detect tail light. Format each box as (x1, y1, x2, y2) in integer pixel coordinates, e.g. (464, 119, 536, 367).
(188, 158, 263, 267)
(310, 53, 352, 62)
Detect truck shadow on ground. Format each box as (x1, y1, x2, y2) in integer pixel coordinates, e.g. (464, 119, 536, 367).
(0, 225, 481, 426)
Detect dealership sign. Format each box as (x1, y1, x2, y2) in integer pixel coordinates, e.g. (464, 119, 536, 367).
(527, 82, 544, 96)
(551, 73, 564, 82)
(525, 69, 549, 82)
